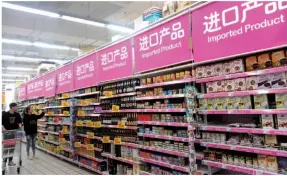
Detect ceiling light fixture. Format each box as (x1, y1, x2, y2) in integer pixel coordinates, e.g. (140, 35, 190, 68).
(2, 79, 25, 82)
(106, 24, 134, 33)
(61, 15, 106, 27)
(2, 2, 60, 18)
(2, 55, 67, 64)
(33, 42, 70, 50)
(5, 67, 38, 71)
(2, 74, 30, 77)
(2, 39, 32, 45)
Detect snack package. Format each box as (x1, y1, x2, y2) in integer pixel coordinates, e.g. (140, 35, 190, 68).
(238, 96, 251, 109)
(223, 61, 234, 75)
(205, 65, 214, 78)
(216, 97, 227, 110)
(232, 59, 245, 73)
(198, 98, 208, 110)
(254, 94, 269, 109)
(278, 156, 287, 174)
(275, 93, 287, 109)
(245, 56, 258, 72)
(196, 66, 206, 78)
(271, 72, 286, 88)
(214, 80, 225, 92)
(227, 97, 236, 109)
(206, 82, 215, 93)
(258, 53, 272, 69)
(258, 155, 267, 170)
(207, 98, 215, 110)
(246, 76, 258, 90)
(234, 78, 246, 91)
(260, 114, 274, 129)
(266, 156, 278, 172)
(225, 79, 235, 92)
(213, 63, 223, 76)
(257, 74, 272, 89)
(271, 50, 286, 67)
(264, 135, 278, 147)
(276, 114, 287, 130)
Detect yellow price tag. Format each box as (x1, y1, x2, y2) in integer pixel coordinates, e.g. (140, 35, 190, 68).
(104, 91, 113, 97)
(86, 144, 94, 150)
(48, 111, 54, 116)
(63, 111, 70, 116)
(78, 110, 85, 117)
(62, 101, 69, 107)
(94, 121, 102, 128)
(112, 105, 120, 112)
(117, 121, 126, 129)
(62, 93, 69, 98)
(82, 100, 89, 106)
(74, 142, 81, 147)
(34, 105, 39, 110)
(87, 132, 94, 138)
(57, 146, 63, 151)
(86, 121, 94, 127)
(114, 137, 122, 145)
(102, 136, 110, 143)
(59, 138, 66, 144)
(76, 120, 83, 127)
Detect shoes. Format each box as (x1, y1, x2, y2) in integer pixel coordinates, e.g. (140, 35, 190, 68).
(8, 161, 16, 166)
(33, 155, 38, 159)
(28, 156, 33, 160)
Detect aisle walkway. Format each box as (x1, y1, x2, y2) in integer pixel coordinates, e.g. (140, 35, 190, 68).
(4, 144, 94, 175)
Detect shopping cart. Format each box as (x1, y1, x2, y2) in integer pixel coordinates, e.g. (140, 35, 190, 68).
(2, 130, 24, 175)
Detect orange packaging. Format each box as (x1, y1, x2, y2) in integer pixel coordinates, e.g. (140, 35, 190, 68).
(271, 50, 286, 67)
(245, 56, 258, 71)
(163, 75, 167, 82)
(147, 78, 152, 84)
(153, 77, 156, 83)
(141, 78, 146, 85)
(180, 72, 185, 79)
(258, 53, 272, 69)
(176, 72, 180, 80)
(166, 74, 171, 81)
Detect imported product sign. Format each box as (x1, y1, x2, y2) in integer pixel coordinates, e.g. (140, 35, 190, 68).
(134, 13, 192, 73)
(18, 84, 26, 101)
(56, 63, 74, 94)
(192, 1, 287, 63)
(97, 39, 133, 82)
(27, 78, 44, 99)
(43, 71, 56, 97)
(73, 53, 97, 89)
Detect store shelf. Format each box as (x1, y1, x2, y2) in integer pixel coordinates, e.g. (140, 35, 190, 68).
(200, 141, 287, 157)
(202, 160, 279, 175)
(77, 153, 104, 162)
(198, 109, 287, 115)
(45, 114, 70, 117)
(36, 146, 76, 163)
(43, 139, 59, 145)
(138, 145, 188, 157)
(135, 78, 195, 90)
(101, 153, 140, 165)
(37, 124, 46, 127)
(37, 130, 47, 133)
(200, 125, 287, 135)
(45, 106, 69, 109)
(46, 131, 60, 135)
(78, 162, 108, 175)
(76, 103, 100, 107)
(136, 94, 185, 101)
(196, 66, 287, 83)
(74, 91, 101, 98)
(108, 140, 138, 148)
(138, 121, 189, 127)
(80, 144, 103, 152)
(140, 157, 189, 173)
(57, 97, 71, 100)
(197, 88, 287, 99)
(28, 101, 46, 105)
(77, 134, 102, 141)
(101, 124, 137, 130)
(100, 92, 136, 99)
(78, 114, 101, 117)
(140, 171, 151, 175)
(138, 133, 188, 142)
(101, 109, 137, 113)
(137, 109, 186, 113)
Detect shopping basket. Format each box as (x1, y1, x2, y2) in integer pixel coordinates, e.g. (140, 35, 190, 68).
(2, 129, 25, 175)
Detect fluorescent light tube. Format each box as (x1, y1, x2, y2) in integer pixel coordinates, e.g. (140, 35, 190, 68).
(6, 67, 37, 71)
(2, 55, 67, 64)
(2, 79, 25, 82)
(2, 74, 29, 77)
(61, 15, 106, 27)
(33, 42, 70, 50)
(2, 39, 32, 45)
(106, 24, 134, 33)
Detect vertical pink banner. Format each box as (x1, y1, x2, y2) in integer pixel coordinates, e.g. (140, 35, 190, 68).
(134, 13, 192, 73)
(73, 53, 97, 89)
(18, 84, 26, 101)
(97, 39, 133, 82)
(56, 63, 74, 94)
(27, 77, 44, 99)
(43, 71, 56, 97)
(192, 1, 287, 63)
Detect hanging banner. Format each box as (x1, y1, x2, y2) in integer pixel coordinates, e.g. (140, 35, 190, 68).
(43, 71, 56, 98)
(18, 84, 26, 101)
(27, 77, 44, 99)
(134, 13, 192, 73)
(97, 39, 133, 82)
(192, 1, 287, 63)
(73, 53, 97, 89)
(56, 63, 74, 94)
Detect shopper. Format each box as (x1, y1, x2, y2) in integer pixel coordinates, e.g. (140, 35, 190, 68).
(2, 103, 22, 166)
(22, 106, 45, 160)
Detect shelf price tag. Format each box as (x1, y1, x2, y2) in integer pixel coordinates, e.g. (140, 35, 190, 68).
(59, 138, 66, 144)
(114, 137, 122, 145)
(48, 111, 54, 116)
(86, 121, 94, 127)
(82, 100, 89, 106)
(62, 101, 69, 107)
(94, 121, 102, 128)
(61, 127, 69, 134)
(86, 144, 94, 150)
(74, 142, 81, 147)
(103, 136, 110, 143)
(104, 91, 113, 97)
(62, 93, 69, 99)
(117, 121, 126, 129)
(76, 120, 83, 127)
(112, 105, 120, 112)
(63, 111, 70, 116)
(87, 132, 94, 138)
(77, 110, 85, 117)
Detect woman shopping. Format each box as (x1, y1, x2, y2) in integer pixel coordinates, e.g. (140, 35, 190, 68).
(22, 106, 45, 160)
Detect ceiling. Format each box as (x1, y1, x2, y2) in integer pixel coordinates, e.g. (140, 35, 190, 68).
(2, 1, 163, 86)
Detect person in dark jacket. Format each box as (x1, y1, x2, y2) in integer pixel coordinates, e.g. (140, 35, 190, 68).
(22, 106, 45, 159)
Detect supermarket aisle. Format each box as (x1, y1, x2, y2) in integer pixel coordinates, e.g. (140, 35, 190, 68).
(5, 143, 94, 175)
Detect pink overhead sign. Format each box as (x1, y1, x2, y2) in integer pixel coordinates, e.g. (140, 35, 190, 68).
(56, 63, 74, 94)
(43, 71, 56, 97)
(97, 39, 133, 82)
(192, 1, 287, 63)
(18, 84, 26, 101)
(27, 77, 44, 99)
(134, 13, 192, 73)
(73, 53, 97, 89)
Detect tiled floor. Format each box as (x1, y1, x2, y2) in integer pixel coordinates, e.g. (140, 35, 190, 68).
(3, 143, 95, 175)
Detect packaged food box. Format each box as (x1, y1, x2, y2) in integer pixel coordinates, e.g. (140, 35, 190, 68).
(237, 96, 251, 109)
(196, 66, 206, 78)
(217, 97, 227, 110)
(246, 55, 258, 72)
(198, 98, 207, 110)
(223, 61, 234, 75)
(246, 76, 258, 90)
(276, 93, 287, 109)
(266, 156, 278, 171)
(258, 53, 272, 69)
(225, 79, 235, 92)
(276, 114, 287, 130)
(257, 74, 272, 89)
(222, 97, 229, 110)
(214, 80, 225, 92)
(264, 135, 277, 146)
(147, 78, 152, 84)
(258, 155, 267, 170)
(227, 97, 236, 109)
(213, 63, 223, 76)
(234, 78, 246, 91)
(205, 65, 214, 78)
(232, 59, 245, 73)
(271, 50, 286, 67)
(206, 81, 215, 93)
(271, 72, 286, 88)
(278, 156, 287, 174)
(254, 94, 269, 109)
(207, 98, 215, 110)
(260, 114, 274, 129)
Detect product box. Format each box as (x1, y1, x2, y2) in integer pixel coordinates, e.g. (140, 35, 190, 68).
(196, 66, 206, 78)
(198, 98, 208, 110)
(234, 78, 246, 91)
(258, 155, 267, 170)
(278, 156, 287, 173)
(258, 53, 272, 70)
(266, 156, 278, 172)
(205, 65, 214, 78)
(260, 114, 274, 129)
(216, 97, 228, 110)
(245, 55, 258, 72)
(264, 135, 278, 146)
(254, 94, 269, 109)
(225, 79, 235, 92)
(213, 63, 223, 76)
(207, 98, 215, 110)
(222, 97, 229, 110)
(223, 61, 234, 75)
(227, 97, 236, 109)
(214, 80, 225, 92)
(206, 81, 215, 93)
(246, 76, 258, 90)
(257, 74, 272, 89)
(232, 59, 245, 73)
(271, 72, 286, 88)
(234, 96, 251, 109)
(271, 50, 286, 67)
(276, 114, 287, 130)
(276, 93, 287, 109)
